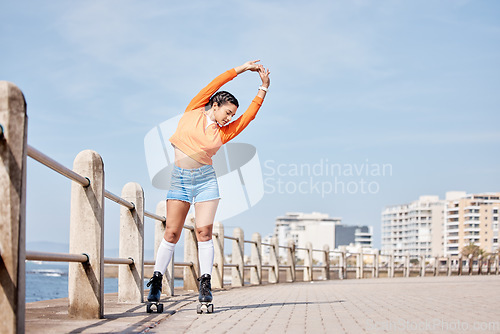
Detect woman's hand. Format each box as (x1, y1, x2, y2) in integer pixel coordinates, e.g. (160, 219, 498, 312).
(235, 60, 262, 74)
(257, 66, 270, 99)
(259, 66, 271, 88)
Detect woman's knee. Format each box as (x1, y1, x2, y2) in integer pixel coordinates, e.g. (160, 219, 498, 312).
(163, 230, 181, 244)
(196, 228, 212, 242)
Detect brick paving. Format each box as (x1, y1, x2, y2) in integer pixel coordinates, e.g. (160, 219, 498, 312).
(26, 275, 500, 333)
(149, 276, 500, 334)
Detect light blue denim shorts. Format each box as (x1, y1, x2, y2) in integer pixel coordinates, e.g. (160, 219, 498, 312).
(166, 164, 220, 204)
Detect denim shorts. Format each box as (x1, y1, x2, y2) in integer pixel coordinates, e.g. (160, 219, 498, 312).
(166, 164, 220, 204)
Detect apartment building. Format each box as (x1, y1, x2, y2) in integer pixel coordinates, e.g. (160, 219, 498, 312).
(381, 195, 446, 262)
(444, 192, 500, 256)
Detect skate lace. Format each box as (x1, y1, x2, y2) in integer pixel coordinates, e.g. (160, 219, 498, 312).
(199, 278, 211, 294)
(147, 276, 160, 288)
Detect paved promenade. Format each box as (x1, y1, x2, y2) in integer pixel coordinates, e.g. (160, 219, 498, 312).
(26, 275, 500, 333)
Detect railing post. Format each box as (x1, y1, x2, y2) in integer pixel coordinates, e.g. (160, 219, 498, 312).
(212, 221, 224, 289)
(458, 255, 463, 276)
(360, 248, 364, 279)
(495, 255, 499, 275)
(183, 214, 199, 291)
(304, 242, 313, 281)
(250, 232, 262, 285)
(420, 255, 425, 277)
(68, 150, 105, 318)
(232, 228, 244, 287)
(374, 250, 380, 278)
(405, 252, 410, 278)
(268, 236, 279, 283)
(468, 254, 473, 276)
(340, 246, 347, 279)
(0, 81, 27, 333)
(477, 255, 482, 275)
(154, 201, 174, 296)
(389, 251, 395, 278)
(118, 182, 144, 303)
(286, 239, 295, 282)
(323, 244, 330, 280)
(447, 256, 452, 276)
(433, 256, 438, 276)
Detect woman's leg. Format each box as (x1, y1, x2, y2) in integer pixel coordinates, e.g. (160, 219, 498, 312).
(194, 199, 219, 276)
(154, 199, 191, 275)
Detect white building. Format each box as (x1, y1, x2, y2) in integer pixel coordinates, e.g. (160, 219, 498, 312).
(274, 212, 341, 262)
(381, 195, 446, 262)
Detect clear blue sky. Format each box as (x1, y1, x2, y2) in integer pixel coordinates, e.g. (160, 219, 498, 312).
(1, 1, 499, 254)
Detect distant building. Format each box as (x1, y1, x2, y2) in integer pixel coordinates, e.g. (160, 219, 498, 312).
(444, 192, 500, 256)
(335, 224, 373, 249)
(381, 195, 446, 262)
(274, 212, 341, 262)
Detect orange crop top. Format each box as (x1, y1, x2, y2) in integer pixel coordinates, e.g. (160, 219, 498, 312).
(169, 68, 264, 165)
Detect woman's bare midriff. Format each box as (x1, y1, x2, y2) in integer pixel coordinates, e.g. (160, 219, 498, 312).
(173, 145, 206, 169)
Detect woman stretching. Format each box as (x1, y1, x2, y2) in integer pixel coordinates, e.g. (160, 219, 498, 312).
(147, 60, 270, 311)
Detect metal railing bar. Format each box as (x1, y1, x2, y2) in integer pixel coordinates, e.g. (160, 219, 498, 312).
(144, 210, 166, 222)
(244, 240, 257, 245)
(295, 247, 307, 251)
(27, 145, 90, 187)
(278, 245, 291, 249)
(262, 264, 274, 268)
(261, 242, 273, 247)
(225, 264, 238, 268)
(295, 265, 306, 268)
(104, 190, 134, 210)
(173, 262, 194, 267)
(312, 249, 324, 252)
(26, 250, 88, 263)
(224, 236, 238, 241)
(244, 264, 257, 268)
(104, 257, 134, 265)
(144, 261, 193, 267)
(313, 265, 327, 268)
(183, 225, 195, 231)
(279, 265, 291, 268)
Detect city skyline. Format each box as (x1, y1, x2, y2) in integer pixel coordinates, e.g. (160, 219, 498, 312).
(1, 1, 499, 251)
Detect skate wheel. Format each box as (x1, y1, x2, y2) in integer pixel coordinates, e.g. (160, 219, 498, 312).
(196, 304, 203, 314)
(207, 304, 214, 313)
(146, 304, 153, 313)
(157, 303, 164, 313)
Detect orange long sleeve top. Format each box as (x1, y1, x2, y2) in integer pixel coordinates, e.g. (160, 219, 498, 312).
(169, 68, 264, 165)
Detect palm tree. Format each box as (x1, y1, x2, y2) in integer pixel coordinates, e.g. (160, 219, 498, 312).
(461, 242, 486, 258)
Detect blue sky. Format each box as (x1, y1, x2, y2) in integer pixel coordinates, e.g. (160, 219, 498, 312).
(1, 0, 499, 254)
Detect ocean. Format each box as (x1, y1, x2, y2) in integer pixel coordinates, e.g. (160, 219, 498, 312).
(25, 261, 183, 303)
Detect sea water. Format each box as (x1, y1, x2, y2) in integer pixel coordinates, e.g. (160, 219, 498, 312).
(25, 261, 183, 303)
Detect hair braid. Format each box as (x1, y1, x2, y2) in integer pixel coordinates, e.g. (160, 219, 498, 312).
(207, 91, 239, 108)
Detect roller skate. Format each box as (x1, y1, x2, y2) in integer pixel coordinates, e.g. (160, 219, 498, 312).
(196, 274, 214, 314)
(146, 271, 164, 313)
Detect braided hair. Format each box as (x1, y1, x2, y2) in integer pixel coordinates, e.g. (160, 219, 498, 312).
(207, 91, 239, 108)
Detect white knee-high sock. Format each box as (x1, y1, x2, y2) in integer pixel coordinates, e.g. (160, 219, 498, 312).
(198, 240, 214, 276)
(154, 239, 176, 275)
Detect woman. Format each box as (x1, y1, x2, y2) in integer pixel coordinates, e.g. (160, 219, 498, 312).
(147, 60, 270, 308)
